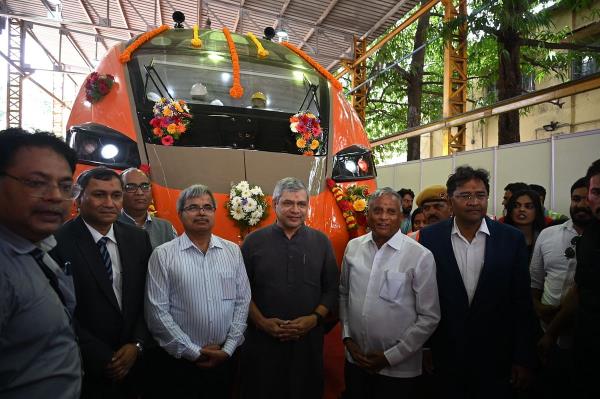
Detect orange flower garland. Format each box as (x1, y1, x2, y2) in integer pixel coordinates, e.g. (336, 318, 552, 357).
(120, 25, 170, 63)
(281, 42, 343, 91)
(326, 178, 370, 238)
(223, 27, 244, 99)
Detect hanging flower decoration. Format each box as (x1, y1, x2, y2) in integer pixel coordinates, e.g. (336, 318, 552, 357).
(120, 25, 170, 63)
(150, 98, 192, 146)
(139, 163, 151, 176)
(148, 203, 157, 217)
(247, 32, 269, 58)
(280, 41, 343, 91)
(226, 181, 269, 239)
(191, 24, 202, 48)
(223, 27, 244, 99)
(84, 72, 115, 103)
(290, 111, 323, 156)
(326, 178, 370, 238)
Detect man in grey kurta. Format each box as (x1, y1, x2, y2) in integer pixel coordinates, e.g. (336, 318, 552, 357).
(0, 129, 81, 398)
(240, 177, 339, 399)
(119, 168, 177, 248)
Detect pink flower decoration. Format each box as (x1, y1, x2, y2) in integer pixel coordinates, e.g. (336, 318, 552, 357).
(161, 135, 174, 146)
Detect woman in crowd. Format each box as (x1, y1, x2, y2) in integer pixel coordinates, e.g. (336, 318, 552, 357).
(410, 207, 426, 232)
(504, 189, 547, 260)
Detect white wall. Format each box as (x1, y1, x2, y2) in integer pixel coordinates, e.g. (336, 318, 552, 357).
(377, 129, 600, 217)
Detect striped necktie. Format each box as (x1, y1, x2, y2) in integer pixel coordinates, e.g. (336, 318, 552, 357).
(97, 237, 113, 282)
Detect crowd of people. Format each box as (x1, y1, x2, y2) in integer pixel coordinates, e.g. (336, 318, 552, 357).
(1, 127, 599, 399)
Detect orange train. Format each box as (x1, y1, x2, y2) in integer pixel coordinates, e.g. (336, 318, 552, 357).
(66, 25, 377, 398)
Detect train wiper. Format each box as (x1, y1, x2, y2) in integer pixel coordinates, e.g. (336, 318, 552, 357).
(298, 75, 320, 116)
(143, 61, 173, 103)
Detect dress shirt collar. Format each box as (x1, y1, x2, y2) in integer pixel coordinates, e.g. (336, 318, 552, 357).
(272, 222, 306, 239)
(561, 219, 578, 234)
(83, 219, 117, 244)
(451, 217, 490, 240)
(366, 229, 406, 251)
(179, 231, 223, 252)
(121, 210, 152, 224)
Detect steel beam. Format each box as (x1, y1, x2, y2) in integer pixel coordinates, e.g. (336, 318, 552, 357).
(6, 18, 24, 128)
(348, 36, 368, 125)
(370, 73, 600, 147)
(331, 0, 439, 74)
(442, 0, 467, 153)
(297, 0, 340, 51)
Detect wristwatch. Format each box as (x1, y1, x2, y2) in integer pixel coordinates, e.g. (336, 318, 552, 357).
(134, 341, 144, 355)
(311, 312, 323, 326)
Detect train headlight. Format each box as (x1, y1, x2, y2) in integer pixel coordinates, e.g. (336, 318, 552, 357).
(332, 145, 377, 182)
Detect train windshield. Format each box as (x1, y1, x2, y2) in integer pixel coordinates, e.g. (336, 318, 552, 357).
(128, 29, 329, 154)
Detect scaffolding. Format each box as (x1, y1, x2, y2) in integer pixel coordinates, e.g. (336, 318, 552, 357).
(6, 18, 24, 128)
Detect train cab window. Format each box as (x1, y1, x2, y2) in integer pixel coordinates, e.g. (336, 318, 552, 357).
(128, 29, 329, 155)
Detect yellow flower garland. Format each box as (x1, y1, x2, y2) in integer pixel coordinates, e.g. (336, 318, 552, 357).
(246, 32, 269, 59)
(223, 28, 244, 99)
(280, 42, 343, 91)
(191, 25, 202, 48)
(120, 25, 170, 63)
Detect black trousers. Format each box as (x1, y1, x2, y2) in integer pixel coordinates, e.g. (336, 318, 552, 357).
(342, 360, 418, 399)
(143, 347, 238, 399)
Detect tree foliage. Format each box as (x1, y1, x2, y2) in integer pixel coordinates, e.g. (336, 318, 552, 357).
(355, 0, 600, 162)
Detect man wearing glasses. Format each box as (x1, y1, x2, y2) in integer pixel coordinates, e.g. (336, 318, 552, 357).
(419, 166, 536, 398)
(145, 184, 251, 398)
(0, 129, 81, 399)
(118, 168, 177, 248)
(53, 167, 153, 399)
(530, 177, 591, 395)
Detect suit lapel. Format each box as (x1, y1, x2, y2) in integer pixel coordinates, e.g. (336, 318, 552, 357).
(74, 217, 121, 313)
(441, 218, 470, 308)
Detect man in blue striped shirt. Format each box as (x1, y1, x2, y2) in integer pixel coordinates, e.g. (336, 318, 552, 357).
(145, 184, 251, 398)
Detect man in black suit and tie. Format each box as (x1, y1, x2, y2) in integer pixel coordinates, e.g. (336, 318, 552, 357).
(419, 166, 536, 399)
(53, 167, 153, 398)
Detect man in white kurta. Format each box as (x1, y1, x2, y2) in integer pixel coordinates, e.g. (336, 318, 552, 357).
(339, 187, 440, 397)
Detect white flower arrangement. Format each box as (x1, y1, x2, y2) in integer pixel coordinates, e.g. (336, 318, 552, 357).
(226, 181, 269, 233)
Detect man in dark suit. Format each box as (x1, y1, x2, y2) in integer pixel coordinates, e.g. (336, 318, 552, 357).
(53, 167, 153, 399)
(419, 166, 536, 399)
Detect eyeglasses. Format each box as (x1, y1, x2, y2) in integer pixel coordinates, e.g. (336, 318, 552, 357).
(1, 172, 80, 200)
(453, 192, 488, 202)
(124, 182, 152, 193)
(564, 235, 581, 259)
(182, 204, 215, 214)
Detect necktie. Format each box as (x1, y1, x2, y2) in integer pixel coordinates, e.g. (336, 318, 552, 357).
(30, 248, 66, 306)
(97, 237, 113, 282)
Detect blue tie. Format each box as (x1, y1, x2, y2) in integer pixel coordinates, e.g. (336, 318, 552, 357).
(97, 237, 113, 282)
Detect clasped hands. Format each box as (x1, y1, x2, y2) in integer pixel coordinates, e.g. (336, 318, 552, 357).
(260, 315, 317, 342)
(195, 344, 230, 369)
(344, 338, 390, 373)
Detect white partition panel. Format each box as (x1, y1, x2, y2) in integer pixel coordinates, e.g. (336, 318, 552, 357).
(376, 130, 600, 217)
(496, 140, 551, 216)
(553, 131, 600, 212)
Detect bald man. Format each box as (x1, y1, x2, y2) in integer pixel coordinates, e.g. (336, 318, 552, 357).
(118, 168, 177, 248)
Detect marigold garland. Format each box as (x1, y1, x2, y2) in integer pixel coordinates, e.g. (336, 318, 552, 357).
(223, 27, 244, 99)
(280, 42, 343, 91)
(191, 24, 202, 48)
(246, 32, 269, 59)
(326, 178, 370, 238)
(120, 25, 170, 63)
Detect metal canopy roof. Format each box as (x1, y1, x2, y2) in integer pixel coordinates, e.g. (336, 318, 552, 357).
(2, 0, 419, 74)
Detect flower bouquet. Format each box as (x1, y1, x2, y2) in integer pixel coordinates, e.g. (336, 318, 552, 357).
(150, 98, 192, 146)
(226, 181, 269, 239)
(326, 178, 370, 237)
(290, 111, 323, 156)
(84, 72, 115, 103)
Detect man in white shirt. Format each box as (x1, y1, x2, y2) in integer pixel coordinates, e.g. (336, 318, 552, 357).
(339, 187, 440, 397)
(530, 177, 592, 395)
(145, 184, 251, 399)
